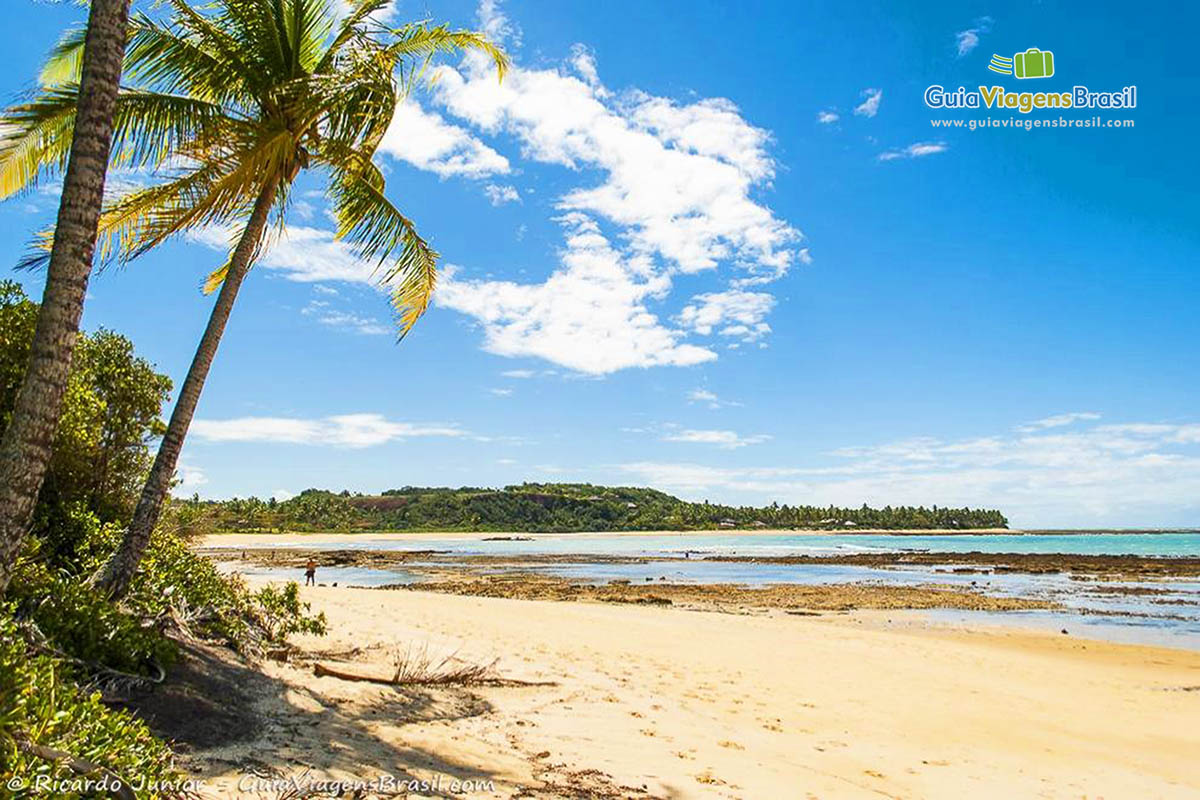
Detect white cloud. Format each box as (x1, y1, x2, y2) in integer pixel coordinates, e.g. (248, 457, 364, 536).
(663, 428, 771, 449)
(489, 387, 514, 396)
(619, 417, 1200, 527)
(272, 488, 297, 501)
(853, 88, 882, 118)
(176, 464, 208, 489)
(677, 290, 775, 342)
(1015, 411, 1102, 433)
(501, 369, 536, 378)
(483, 183, 521, 205)
(816, 110, 839, 124)
(569, 44, 603, 91)
(955, 17, 993, 57)
(190, 414, 466, 448)
(878, 141, 948, 161)
(687, 388, 742, 410)
(188, 224, 377, 284)
(436, 214, 717, 374)
(389, 13, 802, 373)
(302, 301, 390, 336)
(478, 0, 521, 48)
(378, 101, 510, 178)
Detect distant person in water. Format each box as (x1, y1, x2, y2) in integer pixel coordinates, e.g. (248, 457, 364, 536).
(304, 559, 317, 586)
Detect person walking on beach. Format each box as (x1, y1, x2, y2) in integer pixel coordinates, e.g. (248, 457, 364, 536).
(304, 559, 317, 586)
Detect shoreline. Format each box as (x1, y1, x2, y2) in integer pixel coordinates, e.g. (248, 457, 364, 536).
(186, 581, 1200, 798)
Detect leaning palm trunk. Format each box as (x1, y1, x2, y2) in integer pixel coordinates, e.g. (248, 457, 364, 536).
(0, 0, 131, 595)
(94, 178, 280, 598)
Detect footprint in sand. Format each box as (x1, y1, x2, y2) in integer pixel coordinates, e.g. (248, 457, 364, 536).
(717, 740, 744, 750)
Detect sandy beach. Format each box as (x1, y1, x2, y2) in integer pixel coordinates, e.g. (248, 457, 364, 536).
(181, 581, 1200, 799)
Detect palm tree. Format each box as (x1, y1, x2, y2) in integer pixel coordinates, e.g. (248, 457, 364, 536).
(0, 0, 506, 598)
(0, 0, 133, 595)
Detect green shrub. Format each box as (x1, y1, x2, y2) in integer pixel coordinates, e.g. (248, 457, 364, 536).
(0, 610, 182, 798)
(8, 562, 175, 678)
(249, 582, 327, 642)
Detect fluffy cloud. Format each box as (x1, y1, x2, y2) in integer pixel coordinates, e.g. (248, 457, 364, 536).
(483, 183, 521, 205)
(619, 418, 1200, 527)
(676, 290, 775, 342)
(878, 141, 948, 161)
(816, 110, 839, 124)
(378, 101, 510, 178)
(187, 225, 377, 284)
(190, 414, 466, 448)
(854, 88, 883, 118)
(436, 214, 717, 373)
(397, 4, 801, 373)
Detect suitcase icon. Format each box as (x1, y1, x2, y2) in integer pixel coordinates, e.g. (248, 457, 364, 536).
(1014, 48, 1054, 79)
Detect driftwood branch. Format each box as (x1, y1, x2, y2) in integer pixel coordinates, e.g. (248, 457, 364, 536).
(312, 661, 556, 688)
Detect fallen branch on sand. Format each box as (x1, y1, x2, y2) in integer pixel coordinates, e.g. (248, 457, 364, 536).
(312, 646, 557, 688)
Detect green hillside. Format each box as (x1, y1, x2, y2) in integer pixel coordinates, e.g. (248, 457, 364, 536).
(178, 483, 1008, 533)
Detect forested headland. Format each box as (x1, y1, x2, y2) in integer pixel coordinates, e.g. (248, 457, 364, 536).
(180, 483, 1009, 533)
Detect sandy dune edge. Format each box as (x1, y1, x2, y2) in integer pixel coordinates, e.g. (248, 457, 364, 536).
(192, 585, 1200, 798)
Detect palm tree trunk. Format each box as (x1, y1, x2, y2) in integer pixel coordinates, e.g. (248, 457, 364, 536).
(94, 177, 280, 599)
(0, 0, 131, 595)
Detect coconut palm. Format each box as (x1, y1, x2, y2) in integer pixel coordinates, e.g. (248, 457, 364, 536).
(0, 0, 506, 597)
(0, 0, 133, 595)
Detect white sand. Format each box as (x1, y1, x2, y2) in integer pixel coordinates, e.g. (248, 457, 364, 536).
(196, 584, 1200, 798)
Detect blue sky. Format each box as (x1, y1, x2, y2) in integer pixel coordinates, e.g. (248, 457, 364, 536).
(2, 0, 1198, 527)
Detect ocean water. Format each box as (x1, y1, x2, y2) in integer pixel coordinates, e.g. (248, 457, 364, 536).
(242, 531, 1200, 558)
(218, 531, 1200, 649)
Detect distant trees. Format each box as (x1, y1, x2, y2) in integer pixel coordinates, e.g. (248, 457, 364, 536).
(181, 483, 1009, 534)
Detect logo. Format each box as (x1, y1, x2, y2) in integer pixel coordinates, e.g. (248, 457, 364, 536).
(924, 44, 1136, 115)
(989, 48, 1055, 79)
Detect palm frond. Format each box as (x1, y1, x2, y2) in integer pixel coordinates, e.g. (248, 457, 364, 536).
(124, 12, 258, 105)
(0, 87, 239, 199)
(39, 25, 87, 87)
(327, 159, 438, 337)
(387, 24, 509, 86)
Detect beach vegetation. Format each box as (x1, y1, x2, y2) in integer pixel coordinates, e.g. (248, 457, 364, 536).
(179, 483, 1009, 533)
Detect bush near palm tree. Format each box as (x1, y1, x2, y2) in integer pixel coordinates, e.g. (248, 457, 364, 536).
(0, 0, 507, 598)
(0, 0, 132, 596)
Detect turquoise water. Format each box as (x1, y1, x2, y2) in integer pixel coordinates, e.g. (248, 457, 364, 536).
(217, 531, 1200, 649)
(247, 531, 1200, 558)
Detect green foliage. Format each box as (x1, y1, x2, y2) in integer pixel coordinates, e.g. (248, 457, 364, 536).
(8, 560, 176, 677)
(182, 483, 1009, 533)
(0, 609, 182, 797)
(249, 582, 327, 642)
(0, 281, 171, 552)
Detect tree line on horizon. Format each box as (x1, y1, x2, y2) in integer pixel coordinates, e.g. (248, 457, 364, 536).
(178, 483, 1010, 533)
